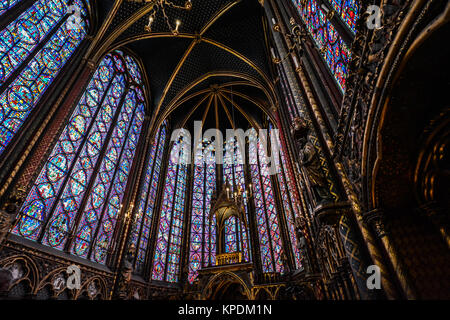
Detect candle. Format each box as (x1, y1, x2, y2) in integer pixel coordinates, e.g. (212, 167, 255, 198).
(270, 47, 276, 60)
(272, 18, 276, 25)
(293, 56, 299, 69)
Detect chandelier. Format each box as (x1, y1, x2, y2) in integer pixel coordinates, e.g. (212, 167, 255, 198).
(129, 0, 193, 35)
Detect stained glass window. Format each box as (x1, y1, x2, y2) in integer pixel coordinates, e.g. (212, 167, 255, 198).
(187, 139, 216, 283)
(14, 50, 146, 265)
(0, 0, 23, 17)
(270, 124, 302, 269)
(223, 137, 251, 261)
(130, 123, 167, 274)
(0, 0, 89, 154)
(327, 0, 359, 33)
(152, 132, 189, 283)
(292, 0, 351, 91)
(249, 132, 284, 273)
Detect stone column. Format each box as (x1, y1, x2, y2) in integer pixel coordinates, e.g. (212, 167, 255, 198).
(363, 209, 417, 299)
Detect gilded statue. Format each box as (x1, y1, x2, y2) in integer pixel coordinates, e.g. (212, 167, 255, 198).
(116, 243, 135, 299)
(295, 217, 311, 274)
(291, 117, 332, 205)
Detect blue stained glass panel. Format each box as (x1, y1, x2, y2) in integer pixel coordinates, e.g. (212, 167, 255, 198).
(0, 0, 23, 17)
(71, 88, 142, 258)
(152, 134, 188, 282)
(292, 0, 351, 91)
(132, 124, 166, 274)
(42, 74, 125, 249)
(14, 54, 114, 240)
(249, 134, 284, 273)
(15, 50, 146, 266)
(92, 103, 145, 264)
(0, 0, 88, 154)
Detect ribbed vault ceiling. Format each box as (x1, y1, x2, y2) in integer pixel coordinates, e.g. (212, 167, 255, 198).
(87, 0, 276, 133)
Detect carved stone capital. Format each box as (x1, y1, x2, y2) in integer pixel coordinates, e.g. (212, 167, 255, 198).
(314, 201, 352, 226)
(363, 209, 387, 238)
(83, 58, 97, 70)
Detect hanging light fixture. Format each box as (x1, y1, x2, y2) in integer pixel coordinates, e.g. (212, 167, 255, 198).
(129, 0, 193, 35)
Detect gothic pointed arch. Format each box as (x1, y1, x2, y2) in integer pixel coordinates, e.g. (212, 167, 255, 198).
(13, 49, 147, 265)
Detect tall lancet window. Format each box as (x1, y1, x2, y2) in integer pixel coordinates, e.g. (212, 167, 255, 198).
(152, 132, 189, 283)
(0, 0, 89, 154)
(291, 0, 353, 91)
(249, 133, 284, 273)
(14, 50, 146, 265)
(223, 137, 251, 261)
(130, 123, 167, 274)
(270, 124, 303, 269)
(188, 138, 216, 284)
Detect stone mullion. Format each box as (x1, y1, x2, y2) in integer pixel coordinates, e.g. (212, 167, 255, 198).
(179, 153, 195, 286)
(279, 161, 301, 265)
(35, 68, 118, 243)
(281, 0, 344, 106)
(215, 162, 223, 259)
(94, 110, 150, 273)
(128, 118, 157, 273)
(243, 144, 262, 274)
(63, 86, 130, 252)
(132, 127, 161, 269)
(265, 122, 295, 271)
(201, 166, 206, 267)
(86, 94, 141, 260)
(177, 160, 191, 284)
(315, 0, 355, 46)
(254, 144, 277, 273)
(162, 159, 180, 281)
(144, 135, 172, 281)
(110, 118, 151, 298)
(0, 39, 92, 201)
(270, 171, 295, 272)
(0, 0, 35, 31)
(231, 161, 241, 253)
(0, 14, 70, 98)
